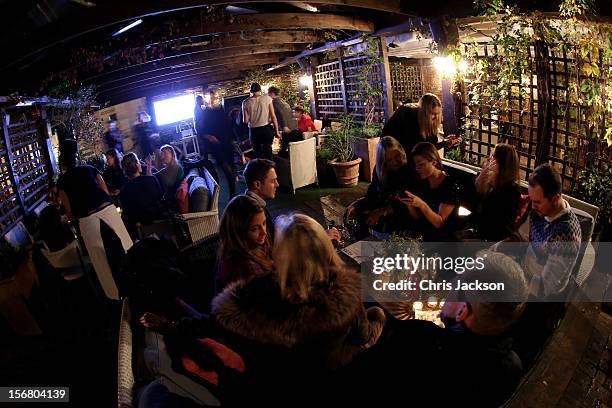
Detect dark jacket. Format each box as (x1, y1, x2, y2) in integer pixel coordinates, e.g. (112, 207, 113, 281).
(382, 105, 438, 155)
(170, 267, 382, 406)
(476, 182, 522, 241)
(120, 175, 165, 236)
(102, 165, 128, 193)
(339, 319, 523, 407)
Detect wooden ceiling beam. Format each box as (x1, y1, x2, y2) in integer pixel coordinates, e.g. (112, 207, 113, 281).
(100, 59, 277, 96)
(91, 43, 305, 85)
(7, 12, 374, 71)
(99, 54, 287, 92)
(83, 30, 322, 82)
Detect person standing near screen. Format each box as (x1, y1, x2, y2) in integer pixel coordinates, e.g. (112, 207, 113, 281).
(242, 83, 280, 160)
(105, 120, 124, 153)
(134, 111, 158, 158)
(200, 89, 237, 197)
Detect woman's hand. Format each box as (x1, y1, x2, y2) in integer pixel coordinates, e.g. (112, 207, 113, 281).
(444, 134, 462, 148)
(140, 312, 174, 333)
(399, 191, 426, 210)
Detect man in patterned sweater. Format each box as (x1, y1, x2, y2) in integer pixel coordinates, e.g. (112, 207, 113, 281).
(522, 163, 582, 297)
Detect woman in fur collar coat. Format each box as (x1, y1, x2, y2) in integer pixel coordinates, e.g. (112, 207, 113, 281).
(213, 213, 385, 368)
(142, 213, 385, 369)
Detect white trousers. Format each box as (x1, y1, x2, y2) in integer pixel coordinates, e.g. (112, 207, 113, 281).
(79, 205, 133, 300)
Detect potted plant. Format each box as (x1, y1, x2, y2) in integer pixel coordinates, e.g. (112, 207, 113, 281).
(351, 123, 381, 182)
(326, 115, 362, 187)
(316, 146, 336, 187)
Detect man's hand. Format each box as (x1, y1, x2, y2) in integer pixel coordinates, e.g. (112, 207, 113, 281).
(283, 126, 291, 133)
(206, 135, 220, 144)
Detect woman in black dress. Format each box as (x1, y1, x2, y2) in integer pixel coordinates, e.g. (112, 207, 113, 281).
(399, 142, 461, 241)
(473, 143, 521, 241)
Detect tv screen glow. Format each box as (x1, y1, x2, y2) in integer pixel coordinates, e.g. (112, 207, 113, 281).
(153, 94, 195, 126)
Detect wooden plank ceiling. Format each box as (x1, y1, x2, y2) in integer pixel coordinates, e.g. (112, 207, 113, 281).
(0, 0, 436, 104)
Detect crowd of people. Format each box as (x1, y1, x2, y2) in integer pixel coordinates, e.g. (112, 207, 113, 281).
(35, 90, 585, 407)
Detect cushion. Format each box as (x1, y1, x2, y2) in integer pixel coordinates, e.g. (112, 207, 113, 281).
(188, 177, 211, 212)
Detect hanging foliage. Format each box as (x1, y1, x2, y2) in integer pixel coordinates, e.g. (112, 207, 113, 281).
(455, 0, 611, 146)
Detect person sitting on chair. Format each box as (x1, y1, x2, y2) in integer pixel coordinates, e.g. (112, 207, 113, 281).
(340, 251, 528, 407)
(155, 145, 185, 208)
(398, 142, 461, 241)
(293, 106, 316, 133)
(120, 152, 165, 238)
(473, 143, 522, 241)
(243, 159, 340, 243)
(345, 136, 416, 237)
(39, 183, 75, 252)
(216, 195, 274, 291)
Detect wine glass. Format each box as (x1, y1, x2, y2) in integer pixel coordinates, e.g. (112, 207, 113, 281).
(346, 218, 359, 242)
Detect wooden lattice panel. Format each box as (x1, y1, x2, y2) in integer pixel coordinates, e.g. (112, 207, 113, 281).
(0, 119, 22, 234)
(314, 60, 346, 120)
(459, 42, 539, 183)
(458, 41, 611, 189)
(342, 55, 386, 124)
(8, 119, 49, 211)
(1, 109, 52, 235)
(547, 46, 611, 187)
(390, 60, 423, 107)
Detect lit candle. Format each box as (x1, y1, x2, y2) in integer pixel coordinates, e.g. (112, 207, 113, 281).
(413, 301, 423, 311)
(427, 296, 438, 308)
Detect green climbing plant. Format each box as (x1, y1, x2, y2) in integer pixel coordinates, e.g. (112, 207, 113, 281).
(454, 0, 611, 146)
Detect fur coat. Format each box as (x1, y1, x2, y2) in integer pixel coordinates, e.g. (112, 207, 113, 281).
(211, 267, 383, 369)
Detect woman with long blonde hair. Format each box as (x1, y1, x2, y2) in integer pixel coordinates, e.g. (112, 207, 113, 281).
(382, 93, 461, 155)
(216, 194, 273, 290)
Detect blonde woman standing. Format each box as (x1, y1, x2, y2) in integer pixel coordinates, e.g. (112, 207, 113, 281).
(382, 93, 461, 155)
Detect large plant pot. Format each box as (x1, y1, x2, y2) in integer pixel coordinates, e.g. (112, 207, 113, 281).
(353, 137, 379, 182)
(329, 157, 362, 187)
(316, 156, 335, 187)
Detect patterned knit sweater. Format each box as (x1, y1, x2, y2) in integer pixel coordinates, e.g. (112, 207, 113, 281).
(523, 200, 582, 297)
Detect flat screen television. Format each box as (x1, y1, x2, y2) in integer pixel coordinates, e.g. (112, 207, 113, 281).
(153, 94, 195, 126)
